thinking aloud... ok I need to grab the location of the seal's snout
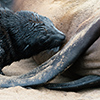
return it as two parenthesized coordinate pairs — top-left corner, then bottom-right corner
(54, 27), (66, 41)
(57, 32), (66, 41)
(60, 34), (66, 41)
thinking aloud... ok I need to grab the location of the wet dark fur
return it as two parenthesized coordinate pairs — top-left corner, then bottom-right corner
(0, 8), (65, 70)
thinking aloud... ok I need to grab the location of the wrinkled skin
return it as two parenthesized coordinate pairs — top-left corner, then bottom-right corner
(0, 0), (100, 91)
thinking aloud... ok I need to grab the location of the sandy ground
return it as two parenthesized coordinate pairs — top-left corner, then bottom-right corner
(0, 58), (99, 100)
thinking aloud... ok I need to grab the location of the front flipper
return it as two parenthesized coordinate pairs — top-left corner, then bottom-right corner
(45, 75), (100, 91)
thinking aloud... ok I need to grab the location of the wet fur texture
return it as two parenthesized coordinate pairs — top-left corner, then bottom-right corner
(0, 8), (65, 69)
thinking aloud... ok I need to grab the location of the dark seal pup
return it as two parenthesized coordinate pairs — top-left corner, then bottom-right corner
(0, 8), (65, 73)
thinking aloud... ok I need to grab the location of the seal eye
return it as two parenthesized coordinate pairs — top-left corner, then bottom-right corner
(39, 36), (47, 45)
(40, 38), (44, 43)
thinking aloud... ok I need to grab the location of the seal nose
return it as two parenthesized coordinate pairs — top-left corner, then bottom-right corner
(61, 34), (66, 40)
(58, 32), (66, 41)
(55, 28), (66, 40)
(54, 26), (66, 41)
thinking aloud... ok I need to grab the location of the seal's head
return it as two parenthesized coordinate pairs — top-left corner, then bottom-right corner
(1, 10), (65, 59)
(9, 11), (66, 59)
(32, 13), (66, 53)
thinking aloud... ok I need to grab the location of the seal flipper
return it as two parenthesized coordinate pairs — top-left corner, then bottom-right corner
(45, 75), (100, 91)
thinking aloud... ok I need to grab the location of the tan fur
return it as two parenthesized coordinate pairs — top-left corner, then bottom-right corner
(12, 0), (100, 76)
